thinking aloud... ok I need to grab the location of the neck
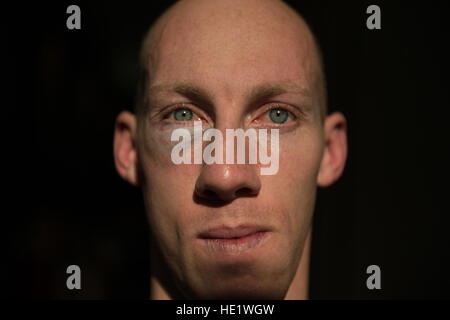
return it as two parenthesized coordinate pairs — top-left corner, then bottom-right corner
(150, 229), (312, 300)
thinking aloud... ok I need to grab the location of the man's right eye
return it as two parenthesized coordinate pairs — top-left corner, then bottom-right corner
(173, 108), (193, 121)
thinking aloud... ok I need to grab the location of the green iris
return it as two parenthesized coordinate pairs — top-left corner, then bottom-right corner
(269, 108), (289, 124)
(173, 108), (193, 121)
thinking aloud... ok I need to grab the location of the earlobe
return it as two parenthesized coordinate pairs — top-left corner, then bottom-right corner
(317, 112), (348, 187)
(113, 111), (140, 186)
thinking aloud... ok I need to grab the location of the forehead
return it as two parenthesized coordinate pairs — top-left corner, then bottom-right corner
(149, 0), (317, 95)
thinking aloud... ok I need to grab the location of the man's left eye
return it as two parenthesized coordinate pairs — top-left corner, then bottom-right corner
(268, 108), (290, 124)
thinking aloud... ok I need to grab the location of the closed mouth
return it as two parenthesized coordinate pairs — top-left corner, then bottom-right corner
(198, 226), (271, 255)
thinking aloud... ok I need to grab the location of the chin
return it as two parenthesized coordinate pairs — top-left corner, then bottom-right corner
(196, 285), (287, 300)
(186, 274), (289, 300)
(183, 238), (294, 299)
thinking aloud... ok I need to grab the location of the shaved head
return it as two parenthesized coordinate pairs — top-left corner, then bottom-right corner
(135, 0), (327, 133)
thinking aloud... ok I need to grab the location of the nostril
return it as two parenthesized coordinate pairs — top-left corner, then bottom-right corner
(194, 188), (231, 206)
(194, 166), (262, 204)
(202, 189), (220, 200)
(198, 187), (256, 202)
(235, 187), (257, 197)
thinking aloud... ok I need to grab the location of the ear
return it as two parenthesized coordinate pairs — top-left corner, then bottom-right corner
(317, 112), (348, 187)
(113, 111), (140, 186)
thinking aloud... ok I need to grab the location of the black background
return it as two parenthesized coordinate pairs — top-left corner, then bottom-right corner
(5, 0), (450, 299)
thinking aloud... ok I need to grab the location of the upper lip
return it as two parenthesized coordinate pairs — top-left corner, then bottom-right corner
(198, 226), (269, 239)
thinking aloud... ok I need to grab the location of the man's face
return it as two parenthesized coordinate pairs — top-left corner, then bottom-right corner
(135, 0), (327, 299)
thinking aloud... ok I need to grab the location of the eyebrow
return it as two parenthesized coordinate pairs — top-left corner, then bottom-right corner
(246, 82), (311, 107)
(149, 83), (214, 110)
(148, 81), (311, 110)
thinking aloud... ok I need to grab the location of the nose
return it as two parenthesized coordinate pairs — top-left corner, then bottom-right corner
(194, 163), (261, 203)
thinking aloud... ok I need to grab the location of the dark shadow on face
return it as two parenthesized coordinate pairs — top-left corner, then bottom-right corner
(192, 188), (259, 208)
(149, 228), (188, 299)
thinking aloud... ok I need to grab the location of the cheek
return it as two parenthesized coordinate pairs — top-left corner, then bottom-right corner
(273, 129), (324, 237)
(141, 125), (192, 164)
(278, 127), (323, 191)
(143, 164), (201, 235)
(140, 161), (202, 279)
(139, 127), (203, 252)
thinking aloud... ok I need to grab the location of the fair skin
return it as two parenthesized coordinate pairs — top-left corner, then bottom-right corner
(114, 0), (347, 299)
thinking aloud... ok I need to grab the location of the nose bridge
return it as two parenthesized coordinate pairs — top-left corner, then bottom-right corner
(214, 98), (244, 132)
(195, 100), (261, 203)
(213, 98), (245, 165)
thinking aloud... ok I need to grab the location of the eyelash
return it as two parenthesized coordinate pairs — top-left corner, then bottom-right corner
(162, 104), (199, 119)
(256, 104), (297, 123)
(161, 103), (298, 124)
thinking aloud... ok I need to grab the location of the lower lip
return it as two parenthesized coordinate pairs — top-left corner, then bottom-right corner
(200, 231), (269, 255)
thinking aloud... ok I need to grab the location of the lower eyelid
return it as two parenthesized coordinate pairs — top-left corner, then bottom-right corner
(166, 113), (204, 123)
